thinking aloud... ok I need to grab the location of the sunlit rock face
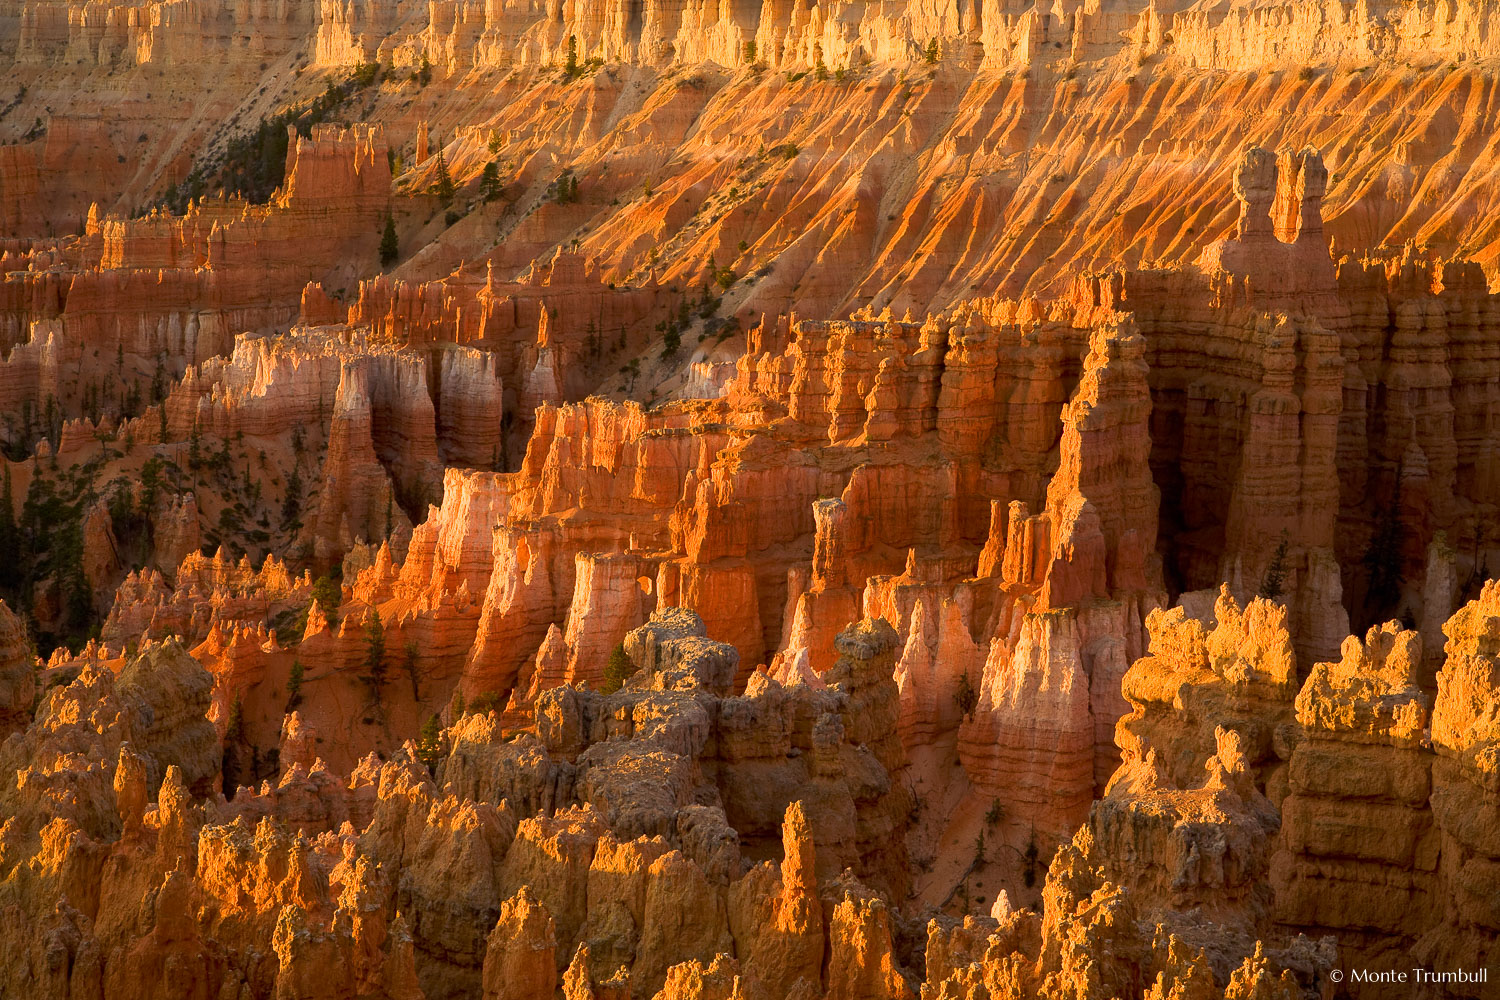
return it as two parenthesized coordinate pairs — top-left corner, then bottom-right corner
(4, 6), (1500, 997)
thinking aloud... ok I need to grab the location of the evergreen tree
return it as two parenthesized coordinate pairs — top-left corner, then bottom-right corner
(286, 660), (304, 711)
(417, 714), (443, 774)
(602, 642), (633, 694)
(188, 423), (202, 471)
(1259, 529), (1290, 600)
(380, 211), (399, 266)
(565, 35), (579, 77)
(479, 162), (502, 202)
(363, 612), (387, 690)
(0, 465), (18, 590)
(310, 574), (341, 625)
(61, 519), (91, 639)
(1363, 503), (1404, 625)
(281, 465), (303, 531)
(433, 146), (455, 206)
(43, 394), (58, 446)
(150, 354), (166, 403)
(226, 694), (244, 743)
(403, 640), (421, 699)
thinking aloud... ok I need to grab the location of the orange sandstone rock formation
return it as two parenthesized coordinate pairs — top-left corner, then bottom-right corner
(5, 10), (1500, 999)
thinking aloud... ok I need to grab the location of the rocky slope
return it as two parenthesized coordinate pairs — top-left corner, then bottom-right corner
(2, 2), (1500, 998)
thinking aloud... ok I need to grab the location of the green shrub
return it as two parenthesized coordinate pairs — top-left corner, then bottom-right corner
(954, 670), (978, 718)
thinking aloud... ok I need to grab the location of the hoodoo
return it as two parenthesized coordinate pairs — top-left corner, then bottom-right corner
(1, 3), (1498, 998)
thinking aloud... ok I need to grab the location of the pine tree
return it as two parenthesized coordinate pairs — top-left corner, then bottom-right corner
(188, 423), (201, 471)
(404, 640), (420, 699)
(433, 146), (455, 206)
(364, 613), (387, 689)
(226, 694), (244, 743)
(565, 35), (579, 77)
(311, 574), (341, 625)
(281, 465), (303, 531)
(661, 322), (681, 360)
(1259, 529), (1290, 600)
(380, 211), (399, 266)
(150, 354), (166, 402)
(418, 714), (443, 774)
(479, 162), (502, 202)
(286, 660), (304, 711)
(0, 465), (18, 590)
(1363, 504), (1405, 625)
(602, 642), (633, 693)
